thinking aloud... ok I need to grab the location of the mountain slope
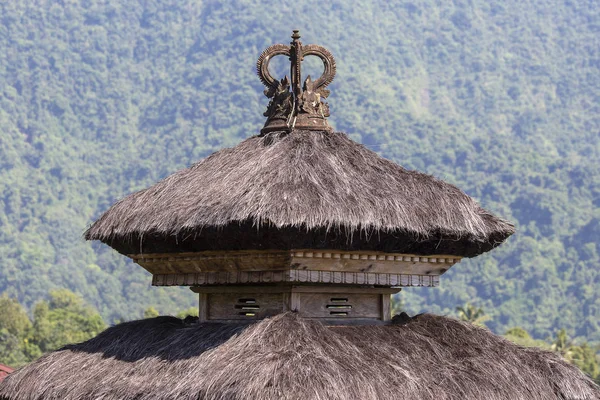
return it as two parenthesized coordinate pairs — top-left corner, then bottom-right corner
(0, 0), (598, 340)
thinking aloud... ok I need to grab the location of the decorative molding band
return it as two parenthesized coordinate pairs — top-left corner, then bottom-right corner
(131, 250), (461, 265)
(291, 251), (461, 265)
(288, 270), (439, 286)
(152, 271), (439, 287)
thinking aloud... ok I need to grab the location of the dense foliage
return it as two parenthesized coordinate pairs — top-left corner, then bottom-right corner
(0, 0), (598, 344)
(0, 290), (104, 368)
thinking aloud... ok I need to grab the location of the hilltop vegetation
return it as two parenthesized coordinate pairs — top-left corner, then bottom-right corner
(0, 0), (598, 341)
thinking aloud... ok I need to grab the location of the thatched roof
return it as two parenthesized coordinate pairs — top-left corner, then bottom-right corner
(2, 313), (597, 400)
(85, 130), (514, 257)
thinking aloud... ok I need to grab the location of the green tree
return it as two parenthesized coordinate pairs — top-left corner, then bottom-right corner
(504, 326), (600, 384)
(551, 328), (574, 355)
(0, 330), (28, 367)
(0, 294), (32, 337)
(504, 327), (550, 348)
(143, 306), (160, 319)
(32, 289), (106, 353)
(547, 329), (600, 384)
(176, 307), (199, 319)
(0, 294), (41, 367)
(569, 343), (600, 385)
(456, 303), (490, 327)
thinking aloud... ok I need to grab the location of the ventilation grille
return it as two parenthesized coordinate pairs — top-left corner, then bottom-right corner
(326, 297), (352, 316)
(235, 298), (259, 317)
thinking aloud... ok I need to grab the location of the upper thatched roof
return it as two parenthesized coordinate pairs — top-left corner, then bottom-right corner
(85, 130), (514, 257)
(1, 313), (597, 400)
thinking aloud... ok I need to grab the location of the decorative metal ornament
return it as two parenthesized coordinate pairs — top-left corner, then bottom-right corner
(257, 30), (336, 134)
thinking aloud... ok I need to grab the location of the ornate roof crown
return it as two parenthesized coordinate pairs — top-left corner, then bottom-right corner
(258, 30), (336, 133)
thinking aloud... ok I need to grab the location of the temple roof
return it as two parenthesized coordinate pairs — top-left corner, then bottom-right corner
(85, 130), (514, 257)
(1, 313), (597, 400)
(85, 32), (513, 258)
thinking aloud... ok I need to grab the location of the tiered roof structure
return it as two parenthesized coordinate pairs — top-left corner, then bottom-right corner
(2, 31), (598, 400)
(82, 30), (514, 324)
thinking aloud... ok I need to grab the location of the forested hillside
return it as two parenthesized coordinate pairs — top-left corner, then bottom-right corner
(0, 0), (598, 341)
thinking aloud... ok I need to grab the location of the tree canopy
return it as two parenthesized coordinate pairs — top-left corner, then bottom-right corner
(0, 290), (104, 368)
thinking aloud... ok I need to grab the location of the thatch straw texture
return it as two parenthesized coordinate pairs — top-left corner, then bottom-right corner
(2, 313), (597, 400)
(85, 130), (514, 257)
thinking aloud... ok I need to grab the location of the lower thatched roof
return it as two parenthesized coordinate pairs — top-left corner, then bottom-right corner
(1, 313), (597, 400)
(85, 130), (514, 257)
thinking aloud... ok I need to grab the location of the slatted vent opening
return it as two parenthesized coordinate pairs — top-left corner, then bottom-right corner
(235, 298), (259, 316)
(326, 297), (352, 316)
